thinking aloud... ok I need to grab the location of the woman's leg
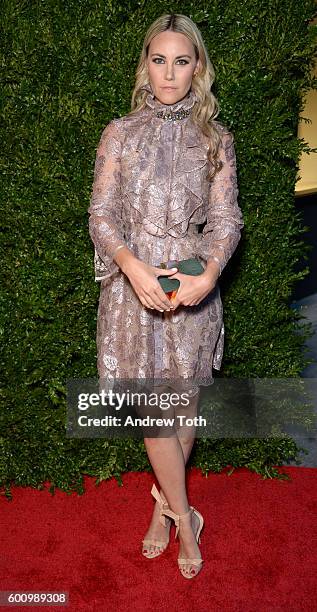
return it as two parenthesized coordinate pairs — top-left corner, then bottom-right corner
(142, 389), (201, 564)
(175, 388), (200, 463)
(142, 431), (196, 554)
(145, 388), (200, 509)
(142, 427), (196, 554)
(143, 434), (202, 568)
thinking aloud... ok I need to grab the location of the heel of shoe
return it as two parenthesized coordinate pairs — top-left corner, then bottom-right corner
(192, 508), (204, 544)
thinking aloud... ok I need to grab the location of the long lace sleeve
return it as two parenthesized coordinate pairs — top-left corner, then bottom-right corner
(88, 120), (127, 282)
(197, 128), (244, 275)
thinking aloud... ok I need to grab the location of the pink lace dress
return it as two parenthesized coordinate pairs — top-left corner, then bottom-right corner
(88, 85), (244, 393)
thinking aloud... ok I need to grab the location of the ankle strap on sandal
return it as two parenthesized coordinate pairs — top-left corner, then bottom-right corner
(161, 506), (194, 540)
(151, 484), (169, 527)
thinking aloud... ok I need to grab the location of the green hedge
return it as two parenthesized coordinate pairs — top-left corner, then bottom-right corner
(1, 0), (317, 498)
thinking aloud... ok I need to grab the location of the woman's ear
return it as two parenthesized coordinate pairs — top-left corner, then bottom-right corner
(194, 59), (202, 76)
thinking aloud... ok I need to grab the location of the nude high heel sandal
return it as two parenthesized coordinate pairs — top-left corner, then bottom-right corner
(142, 484), (172, 558)
(161, 505), (204, 578)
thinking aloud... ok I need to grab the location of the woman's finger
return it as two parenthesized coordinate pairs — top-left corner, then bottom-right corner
(139, 290), (168, 312)
(143, 283), (173, 310)
(152, 289), (174, 310)
(152, 266), (178, 277)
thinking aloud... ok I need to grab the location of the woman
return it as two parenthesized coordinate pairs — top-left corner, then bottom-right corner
(88, 13), (244, 579)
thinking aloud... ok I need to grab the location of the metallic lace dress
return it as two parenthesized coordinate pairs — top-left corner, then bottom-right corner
(88, 85), (244, 393)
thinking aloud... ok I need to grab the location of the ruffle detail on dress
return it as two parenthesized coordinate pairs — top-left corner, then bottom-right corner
(121, 113), (210, 238)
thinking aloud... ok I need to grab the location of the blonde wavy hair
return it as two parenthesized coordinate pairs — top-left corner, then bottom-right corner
(129, 13), (225, 181)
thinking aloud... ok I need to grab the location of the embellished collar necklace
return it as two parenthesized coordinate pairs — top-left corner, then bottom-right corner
(141, 83), (198, 121)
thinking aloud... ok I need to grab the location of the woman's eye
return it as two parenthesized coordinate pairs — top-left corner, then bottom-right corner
(152, 58), (189, 65)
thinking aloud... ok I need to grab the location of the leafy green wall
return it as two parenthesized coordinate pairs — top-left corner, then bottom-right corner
(1, 0), (317, 497)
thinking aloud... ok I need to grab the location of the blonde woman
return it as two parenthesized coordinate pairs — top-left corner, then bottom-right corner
(88, 13), (244, 579)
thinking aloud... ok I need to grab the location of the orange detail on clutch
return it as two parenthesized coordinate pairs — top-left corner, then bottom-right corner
(166, 289), (178, 301)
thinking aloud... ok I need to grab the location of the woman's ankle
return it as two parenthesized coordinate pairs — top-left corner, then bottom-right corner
(178, 509), (199, 533)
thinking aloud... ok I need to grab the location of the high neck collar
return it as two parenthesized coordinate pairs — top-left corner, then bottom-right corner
(141, 83), (197, 120)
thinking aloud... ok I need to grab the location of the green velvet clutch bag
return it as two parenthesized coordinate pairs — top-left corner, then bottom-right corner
(158, 258), (205, 293)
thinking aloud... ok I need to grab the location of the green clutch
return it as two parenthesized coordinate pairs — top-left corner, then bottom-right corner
(158, 258), (205, 293)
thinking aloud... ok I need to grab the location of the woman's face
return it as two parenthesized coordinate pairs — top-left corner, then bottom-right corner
(147, 31), (200, 106)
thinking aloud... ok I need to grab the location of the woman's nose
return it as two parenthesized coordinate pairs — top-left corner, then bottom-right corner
(165, 64), (175, 80)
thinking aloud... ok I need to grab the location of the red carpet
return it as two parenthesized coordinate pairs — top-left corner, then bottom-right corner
(1, 467), (316, 611)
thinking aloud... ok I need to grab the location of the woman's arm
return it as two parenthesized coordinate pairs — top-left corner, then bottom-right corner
(197, 127), (244, 278)
(88, 120), (131, 282)
(88, 120), (179, 310)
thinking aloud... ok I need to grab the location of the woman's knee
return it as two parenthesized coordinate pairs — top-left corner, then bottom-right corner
(143, 430), (178, 445)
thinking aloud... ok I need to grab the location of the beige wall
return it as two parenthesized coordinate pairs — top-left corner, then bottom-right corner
(296, 15), (317, 196)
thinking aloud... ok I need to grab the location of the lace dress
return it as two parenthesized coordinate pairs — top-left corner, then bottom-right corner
(88, 85), (244, 394)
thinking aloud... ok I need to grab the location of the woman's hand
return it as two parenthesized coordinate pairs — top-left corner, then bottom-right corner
(170, 267), (219, 310)
(120, 255), (179, 312)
